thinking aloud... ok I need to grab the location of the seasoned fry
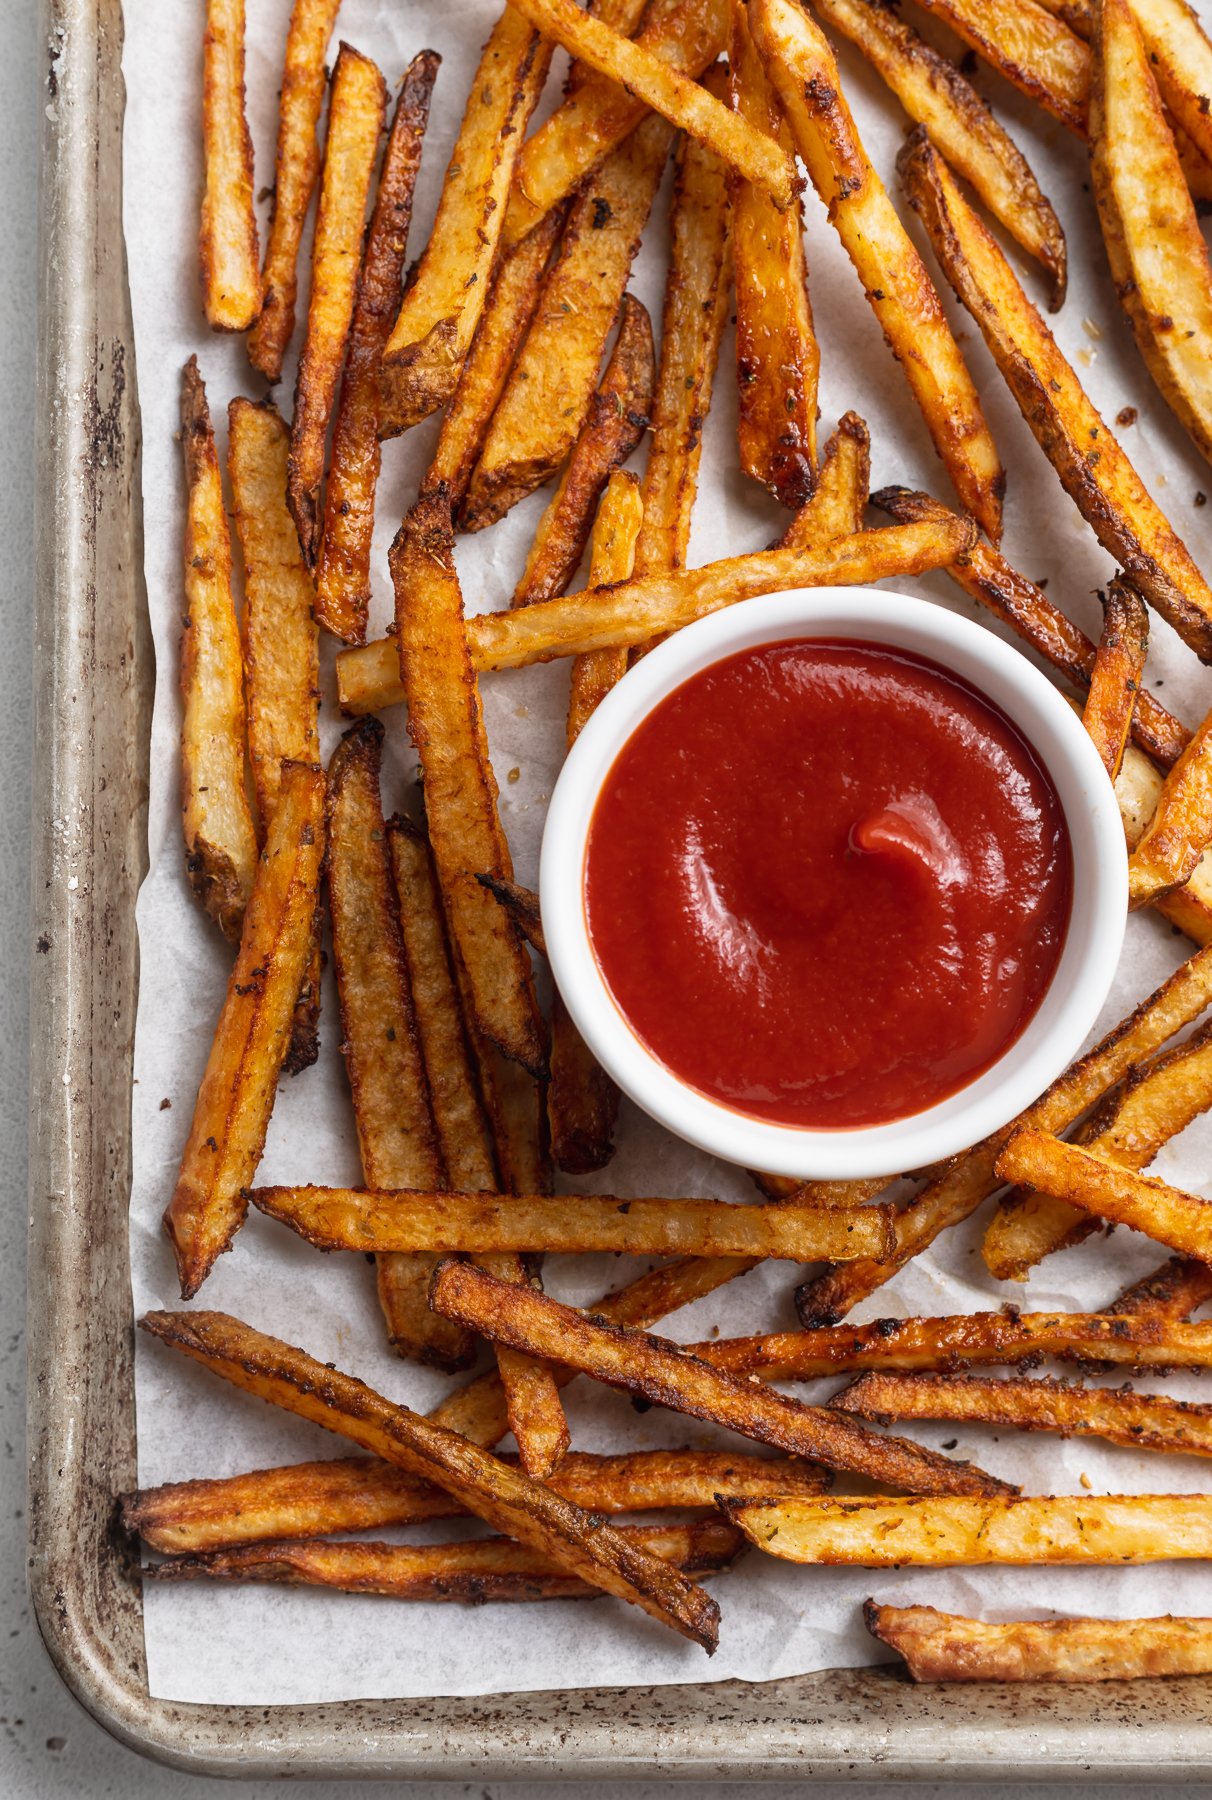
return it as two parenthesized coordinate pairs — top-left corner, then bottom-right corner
(779, 413), (869, 550)
(287, 44), (387, 566)
(1130, 702), (1212, 907)
(997, 1128), (1212, 1262)
(1110, 1254), (1212, 1321)
(461, 121), (671, 531)
(566, 467), (645, 745)
(899, 131), (1212, 662)
(1082, 579), (1148, 783)
(314, 54), (437, 643)
(796, 940), (1212, 1326)
(1125, 0), (1212, 169)
(391, 494), (546, 1075)
(913, 0), (1089, 135)
(179, 359), (258, 941)
(478, 874), (545, 954)
(199, 0), (260, 330)
(163, 764), (326, 1297)
(751, 0), (1003, 541)
(379, 11), (549, 436)
(723, 1492), (1212, 1565)
(140, 1310), (721, 1650)
(122, 1448), (829, 1555)
(1092, 0), (1212, 466)
(248, 0), (342, 379)
(503, 0), (727, 246)
(865, 1601), (1212, 1683)
(833, 1370), (1212, 1459)
(817, 0), (1067, 306)
(1119, 747), (1212, 943)
(429, 1259), (1014, 1496)
(730, 0), (818, 507)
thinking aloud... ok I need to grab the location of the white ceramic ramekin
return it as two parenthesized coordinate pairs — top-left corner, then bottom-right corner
(540, 589), (1128, 1179)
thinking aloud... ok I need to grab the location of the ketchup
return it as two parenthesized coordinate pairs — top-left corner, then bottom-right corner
(583, 638), (1072, 1129)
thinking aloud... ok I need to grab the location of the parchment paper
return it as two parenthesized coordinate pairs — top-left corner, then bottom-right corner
(123, 0), (1212, 1704)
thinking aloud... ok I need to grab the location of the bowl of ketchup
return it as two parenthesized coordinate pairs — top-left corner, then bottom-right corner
(541, 588), (1127, 1179)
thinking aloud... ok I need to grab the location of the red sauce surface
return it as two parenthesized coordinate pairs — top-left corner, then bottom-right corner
(584, 638), (1072, 1129)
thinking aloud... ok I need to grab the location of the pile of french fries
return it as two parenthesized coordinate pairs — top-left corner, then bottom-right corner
(144, 0), (1212, 1682)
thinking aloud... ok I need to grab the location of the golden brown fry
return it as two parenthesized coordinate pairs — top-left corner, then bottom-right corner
(997, 1127), (1212, 1261)
(163, 764), (325, 1297)
(865, 1601), (1212, 1683)
(1130, 699), (1212, 908)
(248, 0), (342, 378)
(1110, 1253), (1212, 1320)
(477, 874), (546, 954)
(1092, 0), (1212, 465)
(1082, 578), (1148, 782)
(287, 44), (386, 566)
(566, 468), (645, 745)
(392, 494), (546, 1075)
(796, 940), (1212, 1326)
(833, 1370), (1212, 1459)
(461, 123), (671, 531)
(379, 12), (549, 436)
(179, 359), (258, 941)
(200, 0), (260, 330)
(503, 0), (727, 246)
(227, 398), (321, 831)
(730, 0), (818, 508)
(779, 413), (869, 551)
(750, 0), (1004, 540)
(913, 0), (1089, 135)
(429, 1260), (1014, 1496)
(314, 54), (437, 643)
(140, 1310), (720, 1650)
(724, 1492), (1212, 1565)
(817, 0), (1067, 306)
(899, 132), (1212, 662)
(122, 1447), (828, 1555)
(1126, 0), (1212, 169)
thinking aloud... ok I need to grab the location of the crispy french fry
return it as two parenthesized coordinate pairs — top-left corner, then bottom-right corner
(163, 763), (325, 1297)
(1110, 1254), (1212, 1320)
(1082, 579), (1148, 783)
(391, 494), (546, 1075)
(779, 413), (870, 551)
(1125, 0), (1212, 169)
(460, 124), (672, 531)
(997, 1127), (1212, 1261)
(1092, 0), (1212, 467)
(287, 44), (386, 566)
(730, 0), (818, 508)
(179, 359), (258, 942)
(140, 1310), (721, 1650)
(248, 0), (342, 378)
(817, 0), (1067, 306)
(749, 0), (1004, 541)
(314, 54), (437, 643)
(478, 874), (546, 953)
(899, 131), (1212, 662)
(1130, 701), (1212, 907)
(723, 1492), (1212, 1565)
(566, 468), (645, 745)
(1120, 746), (1212, 939)
(913, 0), (1089, 134)
(429, 1259), (1014, 1496)
(503, 0), (727, 246)
(379, 12), (550, 436)
(833, 1370), (1212, 1459)
(865, 1601), (1212, 1682)
(796, 940), (1212, 1326)
(200, 0), (260, 330)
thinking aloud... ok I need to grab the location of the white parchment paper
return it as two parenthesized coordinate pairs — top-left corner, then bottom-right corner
(123, 0), (1212, 1704)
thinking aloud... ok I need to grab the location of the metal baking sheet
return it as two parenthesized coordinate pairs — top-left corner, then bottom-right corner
(25, 0), (1212, 1775)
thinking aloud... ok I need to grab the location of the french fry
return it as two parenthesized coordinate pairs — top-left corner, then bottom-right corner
(379, 11), (550, 436)
(199, 0), (260, 331)
(287, 44), (387, 566)
(460, 125), (672, 531)
(1125, 0), (1212, 169)
(122, 1448), (829, 1555)
(899, 131), (1212, 663)
(140, 1310), (721, 1650)
(391, 494), (547, 1075)
(247, 0), (342, 379)
(816, 0), (1067, 307)
(984, 1019), (1212, 1278)
(1081, 579), (1148, 783)
(179, 360), (259, 942)
(162, 764), (325, 1297)
(478, 873), (546, 954)
(730, 0), (818, 508)
(314, 54), (437, 643)
(796, 940), (1212, 1326)
(997, 1128), (1212, 1262)
(1110, 1254), (1212, 1321)
(912, 0), (1089, 135)
(502, 0), (727, 246)
(723, 1492), (1212, 1566)
(779, 413), (869, 551)
(1130, 701), (1212, 907)
(833, 1370), (1212, 1459)
(749, 0), (1004, 542)
(1118, 741), (1212, 941)
(865, 1601), (1212, 1683)
(566, 468), (645, 745)
(1091, 0), (1212, 467)
(429, 1259), (1014, 1496)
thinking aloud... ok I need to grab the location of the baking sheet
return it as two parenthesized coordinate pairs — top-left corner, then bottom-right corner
(124, 0), (1212, 1706)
